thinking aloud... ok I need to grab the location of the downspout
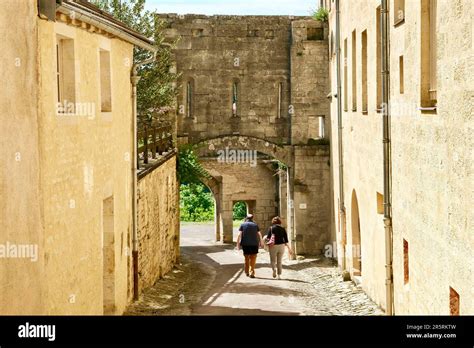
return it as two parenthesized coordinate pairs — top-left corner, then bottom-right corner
(131, 51), (157, 301)
(287, 164), (296, 260)
(334, 0), (348, 275)
(381, 0), (394, 315)
(287, 20), (296, 260)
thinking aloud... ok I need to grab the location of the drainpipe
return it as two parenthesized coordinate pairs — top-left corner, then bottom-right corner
(381, 0), (394, 316)
(287, 163), (296, 260)
(334, 0), (348, 274)
(131, 51), (157, 301)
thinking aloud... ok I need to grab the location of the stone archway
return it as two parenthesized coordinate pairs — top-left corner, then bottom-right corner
(194, 135), (293, 167)
(200, 175), (223, 242)
(351, 190), (362, 276)
(191, 136), (290, 244)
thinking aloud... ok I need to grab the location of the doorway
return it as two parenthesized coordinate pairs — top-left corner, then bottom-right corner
(102, 195), (115, 314)
(351, 190), (362, 276)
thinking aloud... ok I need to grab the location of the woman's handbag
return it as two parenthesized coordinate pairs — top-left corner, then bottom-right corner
(265, 227), (275, 247)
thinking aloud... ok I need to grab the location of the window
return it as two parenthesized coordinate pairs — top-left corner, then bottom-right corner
(351, 30), (357, 111)
(376, 192), (384, 214)
(399, 55), (404, 94)
(56, 43), (61, 104)
(449, 287), (460, 315)
(344, 38), (348, 111)
(429, 0), (438, 101)
(421, 0), (437, 109)
(99, 49), (112, 112)
(376, 6), (382, 111)
(403, 239), (409, 284)
(361, 30), (368, 113)
(232, 81), (239, 117)
(192, 28), (204, 37)
(394, 0), (405, 25)
(330, 30), (335, 57)
(185, 79), (194, 118)
(307, 27), (324, 41)
(56, 36), (76, 113)
(318, 116), (325, 138)
(247, 29), (258, 37)
(277, 82), (283, 118)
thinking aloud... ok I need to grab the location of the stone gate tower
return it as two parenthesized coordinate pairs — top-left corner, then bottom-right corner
(160, 14), (331, 255)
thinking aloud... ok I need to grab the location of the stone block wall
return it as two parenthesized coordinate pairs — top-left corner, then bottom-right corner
(293, 145), (331, 255)
(137, 155), (180, 292)
(159, 14), (329, 146)
(290, 20), (330, 144)
(202, 158), (278, 242)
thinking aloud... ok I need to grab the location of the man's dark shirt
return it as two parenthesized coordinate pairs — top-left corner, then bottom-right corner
(239, 221), (260, 246)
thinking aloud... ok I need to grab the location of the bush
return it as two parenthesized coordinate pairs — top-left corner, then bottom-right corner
(233, 202), (247, 221)
(313, 7), (329, 22)
(180, 183), (215, 222)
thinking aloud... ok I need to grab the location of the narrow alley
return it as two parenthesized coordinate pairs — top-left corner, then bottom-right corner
(125, 224), (382, 316)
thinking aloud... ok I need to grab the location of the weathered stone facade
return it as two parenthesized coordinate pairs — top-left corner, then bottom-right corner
(293, 146), (331, 254)
(137, 155), (180, 292)
(326, 0), (473, 314)
(161, 14), (332, 254)
(201, 158), (279, 241)
(0, 1), (179, 315)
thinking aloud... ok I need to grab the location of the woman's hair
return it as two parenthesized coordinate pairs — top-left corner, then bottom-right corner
(272, 216), (282, 225)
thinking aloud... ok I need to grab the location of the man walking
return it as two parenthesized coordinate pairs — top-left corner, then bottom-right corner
(236, 214), (263, 278)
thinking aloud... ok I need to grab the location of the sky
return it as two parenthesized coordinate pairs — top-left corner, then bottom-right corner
(145, 0), (318, 16)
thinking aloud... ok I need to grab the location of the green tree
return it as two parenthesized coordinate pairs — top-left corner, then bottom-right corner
(180, 183), (215, 222)
(177, 144), (211, 185)
(233, 201), (247, 221)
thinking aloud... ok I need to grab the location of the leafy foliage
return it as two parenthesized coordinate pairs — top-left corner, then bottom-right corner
(312, 7), (329, 22)
(180, 183), (215, 222)
(233, 202), (247, 221)
(90, 0), (178, 124)
(177, 144), (211, 184)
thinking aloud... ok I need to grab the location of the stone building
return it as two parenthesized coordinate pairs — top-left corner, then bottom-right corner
(160, 14), (332, 255)
(325, 0), (473, 314)
(0, 0), (179, 315)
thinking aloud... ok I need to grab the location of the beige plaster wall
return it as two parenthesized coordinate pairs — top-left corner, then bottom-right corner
(328, 0), (473, 314)
(37, 17), (134, 314)
(0, 0), (44, 315)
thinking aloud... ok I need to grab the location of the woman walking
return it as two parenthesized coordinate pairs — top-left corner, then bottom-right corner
(236, 214), (264, 278)
(266, 216), (292, 279)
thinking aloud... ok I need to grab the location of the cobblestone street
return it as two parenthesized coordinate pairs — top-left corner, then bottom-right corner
(125, 223), (383, 316)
